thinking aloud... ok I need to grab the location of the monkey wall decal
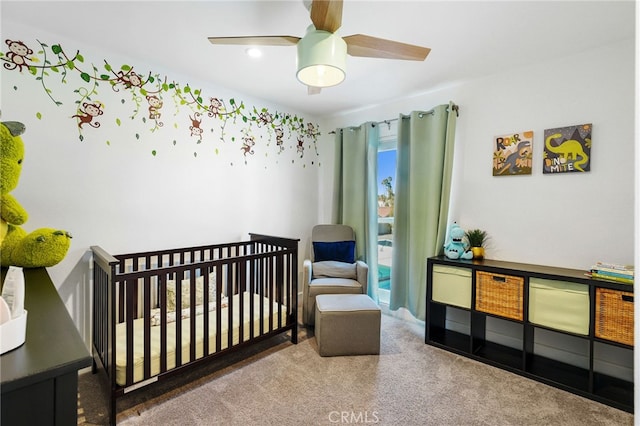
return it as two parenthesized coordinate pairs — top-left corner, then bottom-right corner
(71, 101), (104, 128)
(4, 39), (33, 71)
(2, 37), (322, 163)
(275, 126), (285, 153)
(113, 69), (144, 91)
(305, 122), (317, 137)
(189, 112), (204, 138)
(146, 95), (163, 124)
(207, 97), (223, 118)
(296, 135), (305, 157)
(241, 135), (255, 156)
(257, 111), (273, 127)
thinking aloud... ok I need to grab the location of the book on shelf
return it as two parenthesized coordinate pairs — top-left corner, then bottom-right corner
(590, 267), (634, 279)
(589, 271), (634, 285)
(593, 261), (634, 272)
(588, 261), (634, 284)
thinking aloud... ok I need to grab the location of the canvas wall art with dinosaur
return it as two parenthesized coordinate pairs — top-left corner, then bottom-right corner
(543, 123), (592, 174)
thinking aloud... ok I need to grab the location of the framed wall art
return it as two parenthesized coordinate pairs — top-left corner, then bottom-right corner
(543, 123), (592, 174)
(493, 131), (533, 176)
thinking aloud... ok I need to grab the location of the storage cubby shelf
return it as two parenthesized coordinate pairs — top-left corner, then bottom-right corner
(425, 256), (634, 413)
(473, 341), (523, 370)
(429, 328), (470, 354)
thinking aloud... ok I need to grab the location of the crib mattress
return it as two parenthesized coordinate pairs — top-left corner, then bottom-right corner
(115, 292), (288, 386)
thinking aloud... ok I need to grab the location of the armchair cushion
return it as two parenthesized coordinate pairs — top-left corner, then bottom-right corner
(312, 261), (357, 280)
(313, 240), (355, 263)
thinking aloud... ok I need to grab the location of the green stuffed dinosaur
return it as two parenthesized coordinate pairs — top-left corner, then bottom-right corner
(1, 121), (72, 268)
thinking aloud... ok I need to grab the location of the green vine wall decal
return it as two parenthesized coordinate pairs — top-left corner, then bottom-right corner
(1, 37), (321, 166)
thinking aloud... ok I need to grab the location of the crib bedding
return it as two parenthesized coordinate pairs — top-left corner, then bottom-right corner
(115, 292), (287, 386)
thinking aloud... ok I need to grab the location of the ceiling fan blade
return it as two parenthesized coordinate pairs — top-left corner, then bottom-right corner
(310, 0), (343, 33)
(343, 34), (431, 61)
(208, 36), (300, 46)
(307, 86), (322, 95)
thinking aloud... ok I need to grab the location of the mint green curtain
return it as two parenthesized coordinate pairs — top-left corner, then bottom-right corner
(333, 123), (380, 301)
(390, 103), (458, 319)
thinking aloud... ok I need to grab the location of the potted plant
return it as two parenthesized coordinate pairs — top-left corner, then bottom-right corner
(465, 229), (489, 259)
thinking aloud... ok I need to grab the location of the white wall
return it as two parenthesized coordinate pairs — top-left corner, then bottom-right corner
(322, 38), (635, 271)
(1, 21), (326, 342)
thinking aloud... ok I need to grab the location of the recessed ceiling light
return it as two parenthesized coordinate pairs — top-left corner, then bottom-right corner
(245, 47), (262, 58)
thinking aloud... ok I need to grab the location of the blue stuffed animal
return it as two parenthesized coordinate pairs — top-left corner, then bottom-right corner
(444, 223), (473, 260)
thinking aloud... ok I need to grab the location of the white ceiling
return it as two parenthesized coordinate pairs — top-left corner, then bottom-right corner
(3, 0), (636, 117)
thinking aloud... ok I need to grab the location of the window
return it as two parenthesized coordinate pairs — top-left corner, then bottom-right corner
(377, 136), (396, 304)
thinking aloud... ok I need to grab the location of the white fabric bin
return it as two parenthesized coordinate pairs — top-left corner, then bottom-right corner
(432, 265), (472, 309)
(529, 278), (590, 335)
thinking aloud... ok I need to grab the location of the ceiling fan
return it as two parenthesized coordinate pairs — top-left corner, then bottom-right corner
(208, 0), (431, 94)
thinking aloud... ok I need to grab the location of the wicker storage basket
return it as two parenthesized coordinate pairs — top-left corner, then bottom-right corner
(595, 288), (634, 346)
(475, 271), (524, 320)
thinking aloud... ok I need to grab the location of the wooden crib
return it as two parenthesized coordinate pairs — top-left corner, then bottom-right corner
(91, 233), (299, 425)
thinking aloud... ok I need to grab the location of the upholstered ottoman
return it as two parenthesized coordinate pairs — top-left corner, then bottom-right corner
(314, 294), (381, 356)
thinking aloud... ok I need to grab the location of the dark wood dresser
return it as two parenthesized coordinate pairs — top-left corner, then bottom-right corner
(1, 267), (92, 425)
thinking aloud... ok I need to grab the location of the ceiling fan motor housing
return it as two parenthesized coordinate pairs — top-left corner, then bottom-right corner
(296, 29), (347, 88)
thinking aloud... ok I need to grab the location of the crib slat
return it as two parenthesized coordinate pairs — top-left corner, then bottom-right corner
(202, 266), (210, 356)
(189, 270), (196, 362)
(125, 278), (135, 386)
(249, 256), (256, 340)
(286, 251), (293, 322)
(143, 276), (152, 380)
(227, 262), (234, 349)
(175, 270), (183, 367)
(267, 253), (274, 333)
(238, 259), (245, 344)
(259, 255), (266, 335)
(159, 274), (168, 374)
(215, 263), (223, 353)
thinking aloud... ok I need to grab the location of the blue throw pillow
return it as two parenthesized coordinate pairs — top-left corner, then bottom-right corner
(313, 241), (356, 263)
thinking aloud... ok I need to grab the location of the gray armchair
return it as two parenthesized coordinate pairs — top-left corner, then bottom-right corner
(303, 224), (368, 325)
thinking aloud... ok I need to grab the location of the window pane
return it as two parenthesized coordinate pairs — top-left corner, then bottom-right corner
(377, 148), (396, 304)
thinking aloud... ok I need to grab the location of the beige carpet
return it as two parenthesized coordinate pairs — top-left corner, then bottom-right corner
(77, 313), (633, 425)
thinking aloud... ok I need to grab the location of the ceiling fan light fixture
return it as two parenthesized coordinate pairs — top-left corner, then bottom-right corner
(245, 47), (262, 58)
(296, 30), (346, 88)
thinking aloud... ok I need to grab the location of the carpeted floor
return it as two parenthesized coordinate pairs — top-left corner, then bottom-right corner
(77, 313), (634, 425)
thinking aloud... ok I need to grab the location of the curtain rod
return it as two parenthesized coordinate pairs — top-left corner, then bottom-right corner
(329, 104), (458, 134)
